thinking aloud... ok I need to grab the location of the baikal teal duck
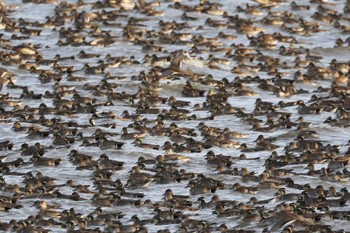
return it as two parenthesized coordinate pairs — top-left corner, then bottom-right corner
(0, 0), (350, 232)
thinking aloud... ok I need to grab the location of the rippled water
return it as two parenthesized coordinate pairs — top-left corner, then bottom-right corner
(1, 0), (350, 232)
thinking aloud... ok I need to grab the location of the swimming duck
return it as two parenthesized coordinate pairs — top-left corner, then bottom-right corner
(205, 151), (233, 167)
(232, 182), (258, 194)
(260, 211), (314, 232)
(52, 133), (73, 146)
(31, 155), (61, 167)
(161, 148), (190, 163)
(255, 134), (279, 151)
(12, 43), (40, 57)
(97, 154), (124, 170)
(163, 189), (190, 204)
(154, 166), (178, 184)
(133, 139), (160, 150)
(125, 166), (154, 189)
(274, 188), (299, 201)
(32, 201), (61, 218)
(240, 168), (260, 182)
(121, 127), (145, 140)
(181, 81), (205, 97)
(290, 1), (310, 10)
(185, 179), (214, 196)
(213, 203), (241, 218)
(98, 137), (124, 150)
(0, 140), (13, 151)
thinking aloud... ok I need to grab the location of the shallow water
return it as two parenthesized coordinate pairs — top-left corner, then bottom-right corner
(1, 0), (350, 232)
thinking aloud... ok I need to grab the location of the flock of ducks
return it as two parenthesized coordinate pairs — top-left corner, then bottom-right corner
(0, 0), (350, 232)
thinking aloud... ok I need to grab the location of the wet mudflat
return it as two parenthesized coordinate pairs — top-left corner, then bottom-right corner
(1, 0), (350, 232)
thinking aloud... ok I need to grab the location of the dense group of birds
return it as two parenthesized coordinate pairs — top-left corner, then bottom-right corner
(0, 0), (350, 232)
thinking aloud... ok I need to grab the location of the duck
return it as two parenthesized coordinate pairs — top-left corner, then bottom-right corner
(52, 133), (73, 146)
(78, 50), (101, 59)
(215, 165), (239, 175)
(68, 150), (95, 167)
(193, 174), (225, 191)
(248, 196), (276, 206)
(290, 1), (310, 10)
(12, 43), (41, 57)
(239, 143), (263, 152)
(136, 156), (156, 166)
(153, 207), (178, 221)
(186, 180), (214, 195)
(214, 134), (240, 148)
(255, 134), (279, 151)
(163, 189), (190, 204)
(154, 167), (178, 185)
(213, 204), (241, 218)
(0, 140), (13, 151)
(125, 166), (154, 189)
(20, 143), (45, 157)
(91, 193), (114, 207)
(205, 151), (233, 167)
(93, 207), (125, 222)
(121, 127), (145, 140)
(181, 81), (205, 97)
(260, 211), (314, 232)
(0, 196), (22, 211)
(196, 197), (216, 209)
(0, 67), (14, 79)
(240, 168), (260, 182)
(305, 48), (323, 62)
(32, 201), (61, 218)
(130, 215), (154, 227)
(0, 221), (12, 231)
(258, 171), (284, 189)
(274, 188), (299, 201)
(158, 149), (188, 162)
(232, 183), (258, 194)
(133, 139), (160, 150)
(31, 155), (61, 166)
(98, 137), (124, 150)
(112, 193), (142, 207)
(98, 154), (124, 170)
